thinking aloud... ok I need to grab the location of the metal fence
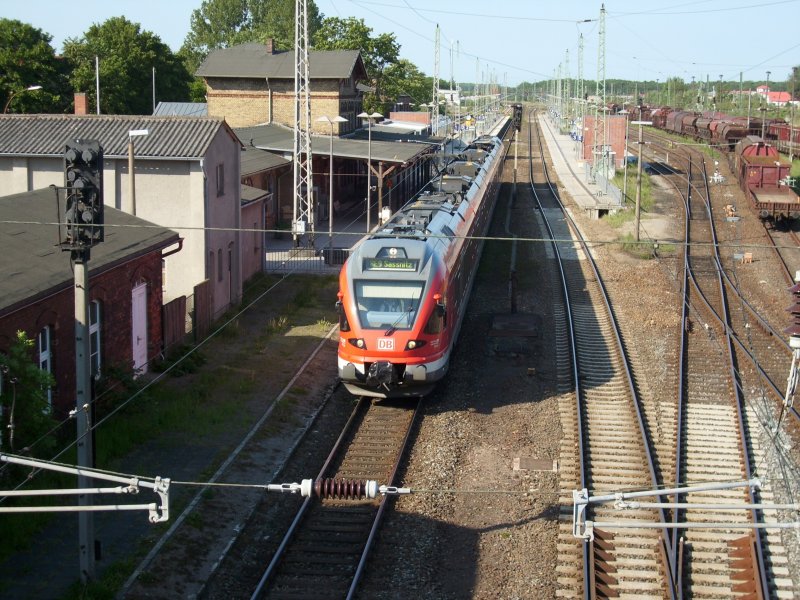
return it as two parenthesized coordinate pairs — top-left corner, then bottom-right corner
(265, 246), (351, 274)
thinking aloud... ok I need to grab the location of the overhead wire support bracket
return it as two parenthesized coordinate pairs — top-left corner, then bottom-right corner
(573, 479), (769, 540)
(0, 453), (169, 523)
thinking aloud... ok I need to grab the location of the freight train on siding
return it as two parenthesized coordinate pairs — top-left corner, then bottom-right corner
(336, 122), (510, 398)
(625, 105), (800, 220)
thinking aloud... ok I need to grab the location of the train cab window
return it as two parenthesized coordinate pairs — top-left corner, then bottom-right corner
(354, 280), (424, 330)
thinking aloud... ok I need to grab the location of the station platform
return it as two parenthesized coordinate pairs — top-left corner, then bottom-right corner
(537, 112), (624, 219)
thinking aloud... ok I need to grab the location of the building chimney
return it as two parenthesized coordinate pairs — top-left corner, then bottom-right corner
(74, 92), (88, 115)
(265, 39), (274, 54)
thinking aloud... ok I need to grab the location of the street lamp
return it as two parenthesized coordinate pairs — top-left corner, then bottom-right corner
(357, 111), (383, 232)
(3, 85), (42, 113)
(316, 115), (347, 260)
(128, 129), (149, 215)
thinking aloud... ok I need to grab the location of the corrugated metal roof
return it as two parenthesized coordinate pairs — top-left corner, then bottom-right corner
(153, 102), (208, 117)
(0, 187), (179, 315)
(234, 123), (435, 164)
(241, 145), (290, 176)
(241, 183), (268, 204)
(0, 114), (237, 159)
(196, 43), (366, 80)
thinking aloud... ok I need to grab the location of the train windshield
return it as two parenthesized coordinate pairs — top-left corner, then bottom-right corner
(354, 280), (424, 330)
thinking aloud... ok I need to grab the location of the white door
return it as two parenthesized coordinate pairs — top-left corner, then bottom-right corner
(131, 283), (148, 375)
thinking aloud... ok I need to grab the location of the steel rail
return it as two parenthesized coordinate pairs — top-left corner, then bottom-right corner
(252, 119), (517, 600)
(251, 396), (370, 598)
(700, 156), (771, 599)
(642, 134), (800, 428)
(534, 111), (677, 600)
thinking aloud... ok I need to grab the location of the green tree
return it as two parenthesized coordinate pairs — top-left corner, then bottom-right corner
(379, 59), (429, 113)
(181, 0), (322, 73)
(0, 331), (56, 455)
(249, 0), (322, 51)
(62, 17), (192, 115)
(313, 17), (399, 112)
(0, 19), (71, 113)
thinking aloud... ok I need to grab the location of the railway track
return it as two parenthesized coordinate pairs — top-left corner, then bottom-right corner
(536, 112), (800, 598)
(251, 117), (517, 599)
(252, 397), (420, 599)
(534, 112), (675, 598)
(644, 133), (800, 431)
(763, 225), (800, 286)
(638, 134), (797, 598)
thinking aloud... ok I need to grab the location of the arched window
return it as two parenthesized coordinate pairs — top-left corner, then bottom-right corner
(217, 249), (223, 282)
(89, 300), (102, 378)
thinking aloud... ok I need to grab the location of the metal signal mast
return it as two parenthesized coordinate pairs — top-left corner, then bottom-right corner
(432, 24), (440, 136)
(292, 0), (314, 244)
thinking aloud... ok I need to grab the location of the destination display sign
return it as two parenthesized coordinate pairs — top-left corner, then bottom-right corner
(363, 257), (419, 271)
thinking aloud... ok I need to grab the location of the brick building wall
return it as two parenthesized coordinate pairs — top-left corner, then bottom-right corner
(581, 115), (628, 168)
(0, 252), (165, 417)
(206, 77), (362, 133)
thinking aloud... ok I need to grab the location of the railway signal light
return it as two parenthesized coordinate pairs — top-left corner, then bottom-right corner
(63, 139), (104, 247)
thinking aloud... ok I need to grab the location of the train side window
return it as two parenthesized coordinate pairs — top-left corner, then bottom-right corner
(424, 309), (443, 334)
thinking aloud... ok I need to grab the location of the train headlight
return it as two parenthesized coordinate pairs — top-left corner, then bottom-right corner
(348, 338), (366, 349)
(405, 340), (426, 350)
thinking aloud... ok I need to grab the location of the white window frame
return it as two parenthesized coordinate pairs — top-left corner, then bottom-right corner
(89, 300), (102, 378)
(38, 326), (52, 408)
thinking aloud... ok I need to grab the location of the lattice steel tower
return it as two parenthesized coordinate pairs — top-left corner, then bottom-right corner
(432, 24), (440, 136)
(591, 3), (607, 184)
(293, 0), (314, 244)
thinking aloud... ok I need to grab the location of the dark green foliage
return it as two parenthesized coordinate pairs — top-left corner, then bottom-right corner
(62, 16), (192, 115)
(0, 19), (71, 113)
(0, 331), (57, 456)
(181, 0), (323, 73)
(312, 16), (400, 114)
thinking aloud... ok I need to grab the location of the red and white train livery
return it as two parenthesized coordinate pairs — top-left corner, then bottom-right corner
(336, 129), (509, 397)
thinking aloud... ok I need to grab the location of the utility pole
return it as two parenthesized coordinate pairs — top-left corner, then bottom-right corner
(60, 139), (105, 584)
(632, 120), (652, 242)
(762, 71), (771, 139)
(577, 33), (584, 159)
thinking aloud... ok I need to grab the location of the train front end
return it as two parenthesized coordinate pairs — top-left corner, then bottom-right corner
(336, 239), (448, 398)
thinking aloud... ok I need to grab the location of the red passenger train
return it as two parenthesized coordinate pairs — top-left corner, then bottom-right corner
(336, 128), (508, 397)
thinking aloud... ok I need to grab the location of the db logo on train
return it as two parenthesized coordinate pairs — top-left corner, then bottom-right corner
(377, 338), (395, 350)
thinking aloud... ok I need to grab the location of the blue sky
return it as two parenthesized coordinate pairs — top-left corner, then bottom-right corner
(5, 0), (800, 87)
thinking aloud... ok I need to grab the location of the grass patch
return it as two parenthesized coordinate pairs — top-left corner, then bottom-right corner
(618, 233), (659, 259)
(0, 273), (340, 572)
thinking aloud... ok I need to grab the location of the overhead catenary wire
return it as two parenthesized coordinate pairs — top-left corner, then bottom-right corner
(2, 218), (800, 253)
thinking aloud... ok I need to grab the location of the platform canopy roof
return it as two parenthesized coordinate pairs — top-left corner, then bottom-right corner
(234, 123), (438, 165)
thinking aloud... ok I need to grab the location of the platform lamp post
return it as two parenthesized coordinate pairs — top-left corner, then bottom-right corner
(127, 129), (148, 216)
(632, 120), (652, 242)
(3, 84), (42, 113)
(357, 111), (383, 232)
(316, 115), (347, 260)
